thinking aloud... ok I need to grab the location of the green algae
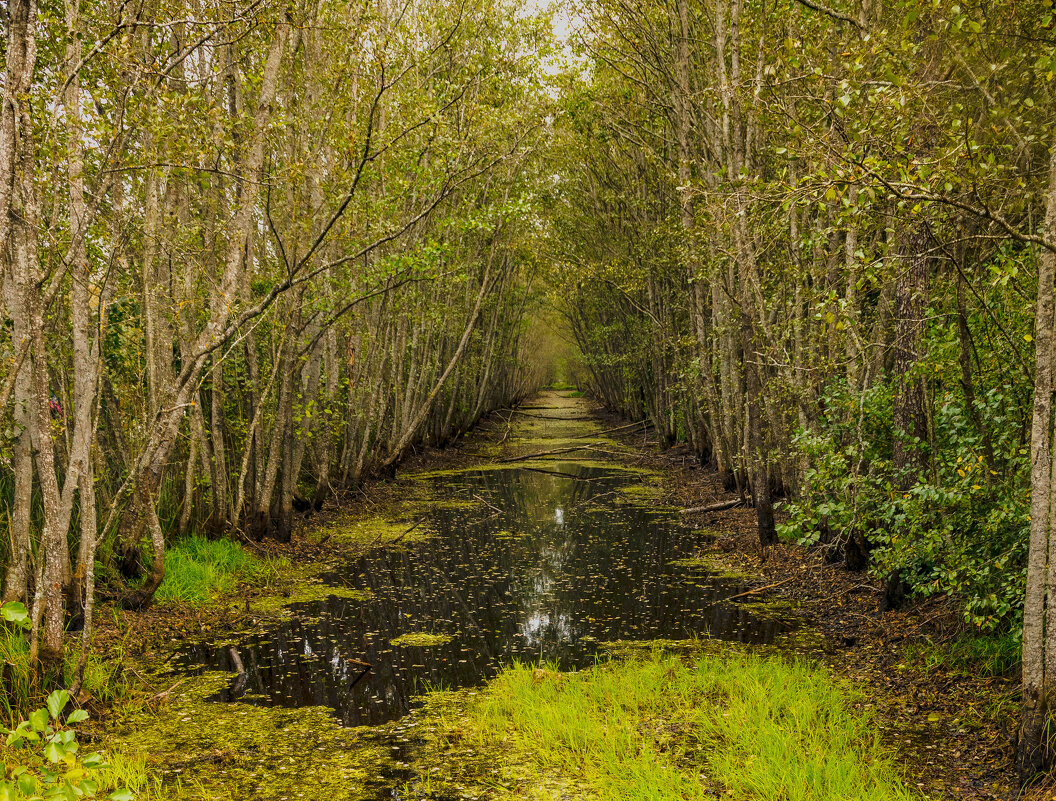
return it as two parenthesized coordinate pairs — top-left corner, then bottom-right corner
(105, 673), (398, 801)
(428, 498), (483, 512)
(309, 514), (434, 548)
(668, 554), (752, 580)
(390, 632), (455, 647)
(614, 481), (666, 502)
(250, 582), (372, 615)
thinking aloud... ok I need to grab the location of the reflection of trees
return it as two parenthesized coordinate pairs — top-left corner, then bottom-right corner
(176, 465), (792, 725)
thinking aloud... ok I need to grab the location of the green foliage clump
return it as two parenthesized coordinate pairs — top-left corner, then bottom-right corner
(1, 688), (133, 801)
(154, 536), (283, 605)
(780, 378), (1029, 631)
(471, 652), (914, 800)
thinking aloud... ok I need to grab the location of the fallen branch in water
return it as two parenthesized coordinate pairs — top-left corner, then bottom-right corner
(724, 578), (794, 603)
(473, 493), (504, 514)
(680, 498), (747, 514)
(570, 419), (650, 439)
(498, 446), (590, 463)
(147, 678), (187, 705)
(520, 466), (605, 481)
(512, 410), (594, 420)
(498, 445), (631, 463)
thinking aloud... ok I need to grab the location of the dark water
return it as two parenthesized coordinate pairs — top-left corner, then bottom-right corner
(173, 462), (792, 726)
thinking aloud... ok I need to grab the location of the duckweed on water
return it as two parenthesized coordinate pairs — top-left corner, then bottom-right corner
(614, 481), (666, 502)
(668, 555), (752, 582)
(249, 581), (372, 614)
(310, 515), (434, 547)
(390, 632), (455, 647)
(106, 673), (396, 801)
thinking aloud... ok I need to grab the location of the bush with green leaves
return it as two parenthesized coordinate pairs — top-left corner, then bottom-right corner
(779, 378), (1030, 631)
(0, 603), (134, 800)
(1, 687), (132, 801)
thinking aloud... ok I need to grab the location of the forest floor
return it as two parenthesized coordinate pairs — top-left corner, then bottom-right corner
(85, 391), (1020, 800)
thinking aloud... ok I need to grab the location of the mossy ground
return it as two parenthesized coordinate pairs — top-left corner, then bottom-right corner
(104, 673), (396, 801)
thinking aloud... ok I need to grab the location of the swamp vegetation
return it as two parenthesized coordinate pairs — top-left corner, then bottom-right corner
(2, 0), (1056, 797)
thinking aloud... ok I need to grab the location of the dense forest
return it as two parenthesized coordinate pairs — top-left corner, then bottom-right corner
(0, 0), (553, 674)
(3, 0), (1056, 795)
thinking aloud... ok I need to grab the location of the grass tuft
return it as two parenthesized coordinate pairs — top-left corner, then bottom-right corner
(470, 651), (915, 800)
(0, 626), (136, 726)
(905, 630), (1020, 678)
(155, 535), (284, 605)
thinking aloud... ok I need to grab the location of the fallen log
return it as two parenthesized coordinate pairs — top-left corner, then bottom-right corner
(679, 498), (747, 514)
(498, 446), (590, 463)
(724, 577), (794, 603)
(512, 410), (594, 420)
(569, 419), (650, 439)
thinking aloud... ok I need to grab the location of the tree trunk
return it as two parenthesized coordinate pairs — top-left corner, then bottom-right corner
(1019, 143), (1056, 782)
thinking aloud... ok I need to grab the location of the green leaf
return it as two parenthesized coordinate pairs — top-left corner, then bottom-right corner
(66, 709), (88, 724)
(44, 741), (64, 763)
(30, 708), (49, 732)
(47, 690), (69, 720)
(110, 790), (135, 801)
(1, 602), (30, 629)
(16, 774), (37, 795)
(81, 753), (105, 769)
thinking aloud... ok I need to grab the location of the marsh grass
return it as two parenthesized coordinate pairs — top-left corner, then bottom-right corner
(471, 652), (916, 801)
(155, 535), (287, 604)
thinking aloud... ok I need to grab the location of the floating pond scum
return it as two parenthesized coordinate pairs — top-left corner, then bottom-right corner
(169, 461), (795, 729)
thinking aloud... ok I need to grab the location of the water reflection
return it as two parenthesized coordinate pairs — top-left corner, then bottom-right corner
(174, 462), (792, 726)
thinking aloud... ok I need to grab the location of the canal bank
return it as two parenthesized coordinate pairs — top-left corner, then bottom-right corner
(89, 390), (984, 799)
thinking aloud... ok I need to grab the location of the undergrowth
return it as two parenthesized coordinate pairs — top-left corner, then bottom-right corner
(905, 630), (1020, 679)
(470, 651), (915, 801)
(0, 629), (136, 728)
(154, 535), (287, 605)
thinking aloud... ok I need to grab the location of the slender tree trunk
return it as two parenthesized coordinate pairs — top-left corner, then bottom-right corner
(1019, 144), (1056, 781)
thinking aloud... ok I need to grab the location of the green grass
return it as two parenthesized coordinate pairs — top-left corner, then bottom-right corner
(155, 535), (284, 605)
(0, 626), (137, 726)
(469, 652), (916, 801)
(905, 630), (1020, 678)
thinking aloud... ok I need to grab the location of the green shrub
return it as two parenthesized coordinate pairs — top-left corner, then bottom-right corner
(1, 687), (136, 800)
(779, 377), (1029, 632)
